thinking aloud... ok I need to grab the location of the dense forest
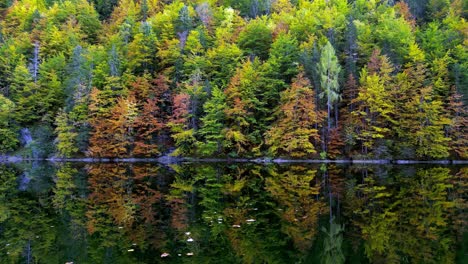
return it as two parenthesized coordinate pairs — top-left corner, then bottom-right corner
(0, 0), (466, 160)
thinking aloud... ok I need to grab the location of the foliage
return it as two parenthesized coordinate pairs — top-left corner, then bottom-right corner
(0, 0), (465, 159)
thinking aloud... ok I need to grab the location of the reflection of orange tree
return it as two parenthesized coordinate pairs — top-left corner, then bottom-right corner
(85, 164), (166, 251)
(449, 167), (467, 243)
(265, 165), (327, 252)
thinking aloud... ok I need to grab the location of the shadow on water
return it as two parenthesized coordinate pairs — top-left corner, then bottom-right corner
(0, 162), (466, 263)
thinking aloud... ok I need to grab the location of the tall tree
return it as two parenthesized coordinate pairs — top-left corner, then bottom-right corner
(197, 86), (227, 157)
(319, 41), (341, 152)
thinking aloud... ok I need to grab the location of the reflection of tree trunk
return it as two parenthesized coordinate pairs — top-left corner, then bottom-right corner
(26, 239), (31, 264)
(189, 190), (196, 222)
(327, 169), (333, 224)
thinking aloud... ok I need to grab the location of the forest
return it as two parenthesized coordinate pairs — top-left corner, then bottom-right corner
(0, 0), (467, 160)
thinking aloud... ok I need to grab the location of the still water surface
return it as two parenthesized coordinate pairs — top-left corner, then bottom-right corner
(0, 162), (466, 263)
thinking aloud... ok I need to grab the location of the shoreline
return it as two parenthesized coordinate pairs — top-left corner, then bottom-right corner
(1, 155), (467, 165)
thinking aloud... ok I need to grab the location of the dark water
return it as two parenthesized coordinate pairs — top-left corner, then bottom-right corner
(0, 162), (466, 264)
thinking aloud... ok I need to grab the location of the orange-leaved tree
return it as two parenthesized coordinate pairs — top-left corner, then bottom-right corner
(266, 72), (323, 158)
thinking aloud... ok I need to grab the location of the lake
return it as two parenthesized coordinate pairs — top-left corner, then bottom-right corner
(0, 162), (466, 263)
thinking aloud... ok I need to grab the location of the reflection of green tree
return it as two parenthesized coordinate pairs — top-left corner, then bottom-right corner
(0, 165), (58, 263)
(345, 167), (456, 263)
(321, 220), (345, 264)
(450, 167), (467, 263)
(219, 165), (292, 263)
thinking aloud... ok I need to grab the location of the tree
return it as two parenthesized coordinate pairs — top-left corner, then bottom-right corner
(267, 33), (300, 83)
(54, 110), (78, 157)
(237, 17), (272, 60)
(168, 93), (196, 156)
(223, 59), (270, 156)
(447, 88), (467, 159)
(393, 62), (451, 159)
(319, 41), (341, 152)
(88, 93), (137, 157)
(0, 94), (18, 152)
(351, 50), (395, 156)
(206, 43), (243, 87)
(266, 72), (323, 158)
(197, 86), (227, 156)
(131, 75), (171, 157)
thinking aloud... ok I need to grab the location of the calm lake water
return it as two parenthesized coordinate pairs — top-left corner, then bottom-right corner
(0, 162), (466, 263)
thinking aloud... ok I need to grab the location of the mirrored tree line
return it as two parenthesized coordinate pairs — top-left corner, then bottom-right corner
(0, 163), (466, 263)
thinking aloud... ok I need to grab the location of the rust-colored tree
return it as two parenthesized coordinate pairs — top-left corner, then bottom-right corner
(88, 91), (137, 158)
(168, 92), (196, 156)
(132, 75), (170, 157)
(447, 87), (467, 159)
(266, 72), (324, 158)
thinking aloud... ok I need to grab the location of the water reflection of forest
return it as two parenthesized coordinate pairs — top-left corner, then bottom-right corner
(0, 163), (466, 263)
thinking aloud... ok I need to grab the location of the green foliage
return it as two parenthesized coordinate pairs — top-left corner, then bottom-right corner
(237, 17), (272, 60)
(0, 0), (465, 159)
(0, 95), (18, 152)
(197, 87), (227, 156)
(267, 33), (300, 83)
(54, 110), (78, 157)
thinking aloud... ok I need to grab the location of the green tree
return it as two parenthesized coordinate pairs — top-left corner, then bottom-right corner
(319, 41), (341, 152)
(54, 110), (78, 157)
(197, 86), (227, 156)
(237, 17), (272, 60)
(267, 33), (300, 83)
(0, 94), (18, 152)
